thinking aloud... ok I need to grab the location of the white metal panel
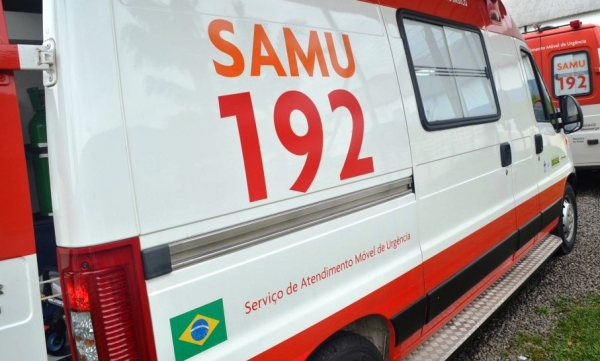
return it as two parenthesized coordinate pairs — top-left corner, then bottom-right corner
(568, 103), (600, 167)
(415, 145), (514, 259)
(111, 0), (413, 246)
(512, 38), (573, 198)
(0, 255), (46, 361)
(536, 124), (574, 192)
(381, 7), (515, 262)
(147, 195), (420, 361)
(43, 0), (139, 247)
(485, 33), (539, 214)
(119, 0), (384, 36)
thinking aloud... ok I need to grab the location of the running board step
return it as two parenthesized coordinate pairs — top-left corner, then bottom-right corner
(405, 234), (562, 361)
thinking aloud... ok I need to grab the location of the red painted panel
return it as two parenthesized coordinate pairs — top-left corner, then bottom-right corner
(539, 179), (564, 211)
(362, 0), (521, 39)
(515, 195), (540, 229)
(250, 266), (425, 361)
(0, 3), (36, 261)
(525, 25), (600, 107)
(250, 178), (567, 361)
(483, 0), (522, 39)
(0, 44), (20, 70)
(376, 0), (486, 29)
(423, 210), (516, 292)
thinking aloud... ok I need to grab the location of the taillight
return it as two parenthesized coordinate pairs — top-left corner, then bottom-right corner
(58, 238), (157, 361)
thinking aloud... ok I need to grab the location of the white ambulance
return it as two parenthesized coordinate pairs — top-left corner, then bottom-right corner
(0, 0), (584, 360)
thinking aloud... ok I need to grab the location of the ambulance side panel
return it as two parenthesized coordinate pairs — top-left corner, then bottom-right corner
(60, 1), (421, 360)
(40, 0), (575, 360)
(112, 0), (412, 243)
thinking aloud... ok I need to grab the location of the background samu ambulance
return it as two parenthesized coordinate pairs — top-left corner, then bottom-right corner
(525, 20), (600, 169)
(0, 0), (584, 360)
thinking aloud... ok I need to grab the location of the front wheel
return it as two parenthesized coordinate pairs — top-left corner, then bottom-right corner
(553, 183), (577, 255)
(307, 331), (383, 361)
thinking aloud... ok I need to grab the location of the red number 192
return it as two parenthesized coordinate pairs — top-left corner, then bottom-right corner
(219, 90), (374, 202)
(558, 75), (587, 91)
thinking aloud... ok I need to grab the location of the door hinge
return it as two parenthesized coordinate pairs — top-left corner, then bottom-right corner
(8, 39), (57, 86)
(41, 39), (57, 86)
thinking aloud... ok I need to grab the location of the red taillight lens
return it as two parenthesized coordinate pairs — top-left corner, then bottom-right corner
(64, 272), (91, 311)
(58, 238), (157, 361)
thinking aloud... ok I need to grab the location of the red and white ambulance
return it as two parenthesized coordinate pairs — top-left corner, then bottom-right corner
(525, 20), (600, 169)
(0, 0), (584, 360)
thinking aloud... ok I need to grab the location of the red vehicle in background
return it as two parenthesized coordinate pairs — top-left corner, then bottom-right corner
(525, 20), (600, 169)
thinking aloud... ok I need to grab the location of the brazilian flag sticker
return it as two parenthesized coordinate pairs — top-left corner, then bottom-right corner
(170, 299), (228, 361)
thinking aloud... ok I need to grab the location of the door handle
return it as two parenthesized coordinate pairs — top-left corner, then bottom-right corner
(535, 134), (543, 154)
(500, 142), (512, 167)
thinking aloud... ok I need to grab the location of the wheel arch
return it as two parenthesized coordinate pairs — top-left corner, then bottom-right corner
(567, 171), (578, 194)
(340, 314), (392, 359)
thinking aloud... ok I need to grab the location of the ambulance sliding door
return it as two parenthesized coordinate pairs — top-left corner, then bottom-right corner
(386, 9), (518, 325)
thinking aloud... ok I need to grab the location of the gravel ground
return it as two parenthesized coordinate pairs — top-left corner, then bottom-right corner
(448, 170), (600, 361)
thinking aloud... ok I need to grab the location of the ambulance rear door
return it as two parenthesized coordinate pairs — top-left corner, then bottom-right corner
(0, 3), (46, 360)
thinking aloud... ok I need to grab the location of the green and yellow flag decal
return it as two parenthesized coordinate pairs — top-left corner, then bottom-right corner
(170, 299), (228, 361)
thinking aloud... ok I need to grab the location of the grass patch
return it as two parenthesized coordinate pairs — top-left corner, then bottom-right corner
(514, 293), (600, 361)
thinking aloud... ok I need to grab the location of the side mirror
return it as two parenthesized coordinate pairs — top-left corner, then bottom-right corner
(559, 95), (583, 134)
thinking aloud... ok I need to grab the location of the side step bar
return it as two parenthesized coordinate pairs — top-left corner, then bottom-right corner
(405, 234), (562, 361)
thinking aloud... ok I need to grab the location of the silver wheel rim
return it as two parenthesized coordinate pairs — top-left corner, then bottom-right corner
(562, 198), (575, 242)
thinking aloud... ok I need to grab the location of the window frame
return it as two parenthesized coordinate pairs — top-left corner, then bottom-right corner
(520, 48), (558, 126)
(551, 50), (593, 98)
(397, 10), (501, 131)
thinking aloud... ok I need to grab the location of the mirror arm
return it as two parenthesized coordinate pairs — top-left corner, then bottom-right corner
(551, 111), (564, 130)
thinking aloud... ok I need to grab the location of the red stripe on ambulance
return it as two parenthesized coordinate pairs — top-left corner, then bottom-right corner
(250, 180), (564, 361)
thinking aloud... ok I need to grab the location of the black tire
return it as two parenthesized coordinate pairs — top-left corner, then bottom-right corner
(553, 183), (577, 255)
(307, 331), (383, 361)
(45, 328), (66, 355)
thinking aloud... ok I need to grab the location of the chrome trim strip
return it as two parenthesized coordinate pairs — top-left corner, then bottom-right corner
(169, 177), (413, 270)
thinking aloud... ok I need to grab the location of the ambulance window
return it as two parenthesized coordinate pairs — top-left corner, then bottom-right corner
(399, 14), (500, 130)
(520, 51), (557, 124)
(552, 51), (592, 97)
